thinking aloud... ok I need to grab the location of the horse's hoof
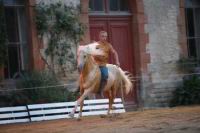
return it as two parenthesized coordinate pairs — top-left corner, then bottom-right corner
(69, 113), (75, 118)
(112, 113), (118, 117)
(112, 106), (116, 110)
(107, 113), (117, 119)
(100, 114), (107, 118)
(107, 114), (113, 118)
(76, 117), (82, 121)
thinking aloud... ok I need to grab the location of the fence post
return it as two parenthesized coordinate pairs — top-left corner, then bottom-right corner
(26, 105), (31, 122)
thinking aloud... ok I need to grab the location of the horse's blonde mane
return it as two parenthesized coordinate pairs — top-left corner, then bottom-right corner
(78, 42), (104, 56)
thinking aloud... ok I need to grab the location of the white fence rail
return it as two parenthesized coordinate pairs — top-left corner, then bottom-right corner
(0, 98), (125, 124)
(0, 106), (30, 124)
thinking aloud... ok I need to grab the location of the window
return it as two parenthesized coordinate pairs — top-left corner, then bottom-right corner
(89, 0), (104, 12)
(3, 0), (24, 6)
(185, 0), (200, 61)
(3, 0), (28, 79)
(109, 0), (128, 11)
(89, 0), (129, 13)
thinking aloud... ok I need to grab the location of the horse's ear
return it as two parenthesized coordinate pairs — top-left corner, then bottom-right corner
(78, 45), (83, 49)
(78, 45), (84, 52)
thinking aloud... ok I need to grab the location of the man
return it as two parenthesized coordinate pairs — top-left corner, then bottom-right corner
(93, 31), (120, 94)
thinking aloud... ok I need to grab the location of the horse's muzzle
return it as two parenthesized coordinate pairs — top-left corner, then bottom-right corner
(78, 65), (83, 73)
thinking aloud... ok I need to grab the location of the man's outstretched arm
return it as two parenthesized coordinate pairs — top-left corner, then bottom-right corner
(110, 45), (120, 66)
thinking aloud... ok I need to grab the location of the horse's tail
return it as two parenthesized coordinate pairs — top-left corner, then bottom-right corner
(118, 67), (133, 94)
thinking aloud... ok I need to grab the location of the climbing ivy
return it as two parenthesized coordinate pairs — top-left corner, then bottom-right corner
(0, 0), (7, 67)
(35, 2), (86, 75)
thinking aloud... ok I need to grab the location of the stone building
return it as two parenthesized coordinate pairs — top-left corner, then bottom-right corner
(0, 0), (199, 109)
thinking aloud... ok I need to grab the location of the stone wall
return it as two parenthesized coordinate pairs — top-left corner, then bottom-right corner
(141, 0), (183, 108)
(35, 0), (81, 90)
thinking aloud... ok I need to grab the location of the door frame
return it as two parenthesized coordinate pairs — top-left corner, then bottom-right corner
(80, 0), (150, 109)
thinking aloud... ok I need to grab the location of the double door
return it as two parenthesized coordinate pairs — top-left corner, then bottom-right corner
(89, 16), (137, 106)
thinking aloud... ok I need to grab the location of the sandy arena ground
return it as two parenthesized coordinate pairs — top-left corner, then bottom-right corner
(0, 106), (200, 133)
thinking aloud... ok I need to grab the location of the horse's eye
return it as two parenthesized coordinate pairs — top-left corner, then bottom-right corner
(84, 55), (86, 58)
(96, 47), (99, 49)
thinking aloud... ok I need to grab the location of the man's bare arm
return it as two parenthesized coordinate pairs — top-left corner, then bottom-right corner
(110, 45), (120, 66)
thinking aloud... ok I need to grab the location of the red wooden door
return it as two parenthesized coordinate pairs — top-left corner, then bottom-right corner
(89, 16), (137, 106)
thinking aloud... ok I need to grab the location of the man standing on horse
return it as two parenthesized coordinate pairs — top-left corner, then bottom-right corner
(93, 31), (120, 94)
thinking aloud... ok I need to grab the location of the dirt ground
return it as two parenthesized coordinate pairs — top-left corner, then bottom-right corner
(0, 106), (200, 133)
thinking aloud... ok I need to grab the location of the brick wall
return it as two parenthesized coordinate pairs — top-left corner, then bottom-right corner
(27, 0), (45, 71)
(129, 0), (150, 108)
(178, 0), (188, 57)
(80, 0), (90, 45)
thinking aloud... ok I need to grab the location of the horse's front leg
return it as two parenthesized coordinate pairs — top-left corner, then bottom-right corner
(69, 89), (91, 118)
(78, 89), (84, 119)
(79, 76), (84, 119)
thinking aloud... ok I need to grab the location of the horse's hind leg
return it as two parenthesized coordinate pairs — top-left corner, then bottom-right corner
(112, 87), (117, 111)
(111, 87), (119, 117)
(107, 90), (114, 116)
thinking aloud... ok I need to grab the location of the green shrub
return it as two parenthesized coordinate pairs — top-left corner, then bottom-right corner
(0, 71), (79, 107)
(170, 75), (200, 107)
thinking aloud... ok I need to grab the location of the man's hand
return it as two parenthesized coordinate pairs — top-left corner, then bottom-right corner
(110, 44), (120, 67)
(116, 62), (120, 67)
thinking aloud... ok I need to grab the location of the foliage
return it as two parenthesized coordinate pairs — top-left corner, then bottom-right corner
(0, 0), (7, 67)
(0, 71), (79, 107)
(170, 75), (200, 107)
(35, 2), (86, 74)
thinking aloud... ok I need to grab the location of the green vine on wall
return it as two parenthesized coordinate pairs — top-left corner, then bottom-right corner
(35, 2), (85, 75)
(0, 0), (7, 67)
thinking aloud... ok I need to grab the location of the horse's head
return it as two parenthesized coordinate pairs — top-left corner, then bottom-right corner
(77, 48), (90, 73)
(77, 42), (104, 73)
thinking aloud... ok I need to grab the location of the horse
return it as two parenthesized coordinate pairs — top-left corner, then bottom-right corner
(69, 42), (133, 119)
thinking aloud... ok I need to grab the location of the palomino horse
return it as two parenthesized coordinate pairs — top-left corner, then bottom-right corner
(69, 42), (133, 119)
